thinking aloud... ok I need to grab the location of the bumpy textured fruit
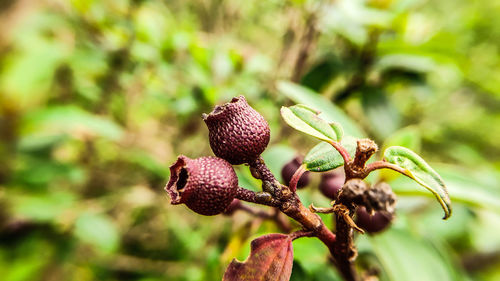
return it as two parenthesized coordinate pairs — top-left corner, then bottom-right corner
(165, 155), (238, 216)
(319, 170), (345, 200)
(281, 157), (310, 188)
(203, 96), (270, 165)
(355, 206), (392, 234)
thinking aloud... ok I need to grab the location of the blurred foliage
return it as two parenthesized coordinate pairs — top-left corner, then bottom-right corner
(0, 0), (499, 280)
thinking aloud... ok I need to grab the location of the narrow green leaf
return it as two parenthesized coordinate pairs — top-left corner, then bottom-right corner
(303, 136), (357, 172)
(276, 81), (364, 137)
(280, 105), (343, 142)
(390, 164), (500, 213)
(384, 146), (452, 219)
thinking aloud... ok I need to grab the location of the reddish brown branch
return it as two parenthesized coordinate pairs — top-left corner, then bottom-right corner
(244, 158), (338, 253)
(249, 157), (277, 183)
(365, 160), (408, 176)
(333, 211), (358, 281)
(328, 141), (352, 165)
(345, 139), (378, 180)
(235, 187), (280, 207)
(289, 230), (314, 241)
(289, 164), (307, 192)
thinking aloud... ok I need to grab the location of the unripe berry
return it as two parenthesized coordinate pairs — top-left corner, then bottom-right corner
(165, 155), (238, 216)
(355, 206), (392, 234)
(319, 170), (345, 200)
(281, 157), (310, 188)
(203, 96), (270, 165)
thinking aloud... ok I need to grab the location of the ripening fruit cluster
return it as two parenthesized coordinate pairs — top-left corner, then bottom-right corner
(166, 96), (270, 216)
(166, 96), (393, 234)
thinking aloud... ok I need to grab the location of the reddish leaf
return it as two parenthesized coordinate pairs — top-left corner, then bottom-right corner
(223, 233), (294, 281)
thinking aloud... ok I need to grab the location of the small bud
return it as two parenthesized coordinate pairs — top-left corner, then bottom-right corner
(262, 181), (275, 194)
(165, 155), (238, 216)
(255, 191), (273, 204)
(203, 96), (270, 165)
(319, 170), (345, 200)
(355, 206), (393, 234)
(281, 157), (310, 189)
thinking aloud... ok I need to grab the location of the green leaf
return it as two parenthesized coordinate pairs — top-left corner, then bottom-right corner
(74, 213), (119, 254)
(276, 81), (364, 137)
(303, 136), (357, 172)
(390, 164), (500, 213)
(384, 146), (452, 219)
(281, 105), (343, 142)
(292, 237), (328, 274)
(363, 229), (458, 281)
(20, 106), (124, 141)
(361, 87), (400, 139)
(375, 54), (436, 73)
(11, 191), (77, 222)
(379, 127), (422, 182)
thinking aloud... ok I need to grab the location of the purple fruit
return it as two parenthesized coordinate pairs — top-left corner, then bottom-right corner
(203, 96), (270, 165)
(319, 170), (345, 200)
(165, 155), (238, 216)
(281, 157), (310, 188)
(355, 206), (392, 234)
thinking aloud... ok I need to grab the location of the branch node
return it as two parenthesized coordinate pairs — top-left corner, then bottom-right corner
(334, 205), (365, 234)
(309, 204), (335, 214)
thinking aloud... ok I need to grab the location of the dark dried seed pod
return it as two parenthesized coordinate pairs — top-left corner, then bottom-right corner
(355, 206), (393, 234)
(203, 96), (270, 165)
(165, 155), (238, 216)
(319, 170), (345, 200)
(281, 157), (310, 189)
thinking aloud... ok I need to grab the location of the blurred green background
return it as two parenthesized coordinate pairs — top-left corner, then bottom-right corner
(0, 0), (499, 280)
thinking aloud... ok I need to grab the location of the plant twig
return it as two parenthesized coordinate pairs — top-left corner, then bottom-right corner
(328, 140), (352, 165)
(289, 164), (308, 192)
(289, 229), (314, 241)
(345, 139), (378, 180)
(235, 187), (280, 207)
(245, 158), (338, 252)
(329, 140), (380, 281)
(365, 160), (408, 176)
